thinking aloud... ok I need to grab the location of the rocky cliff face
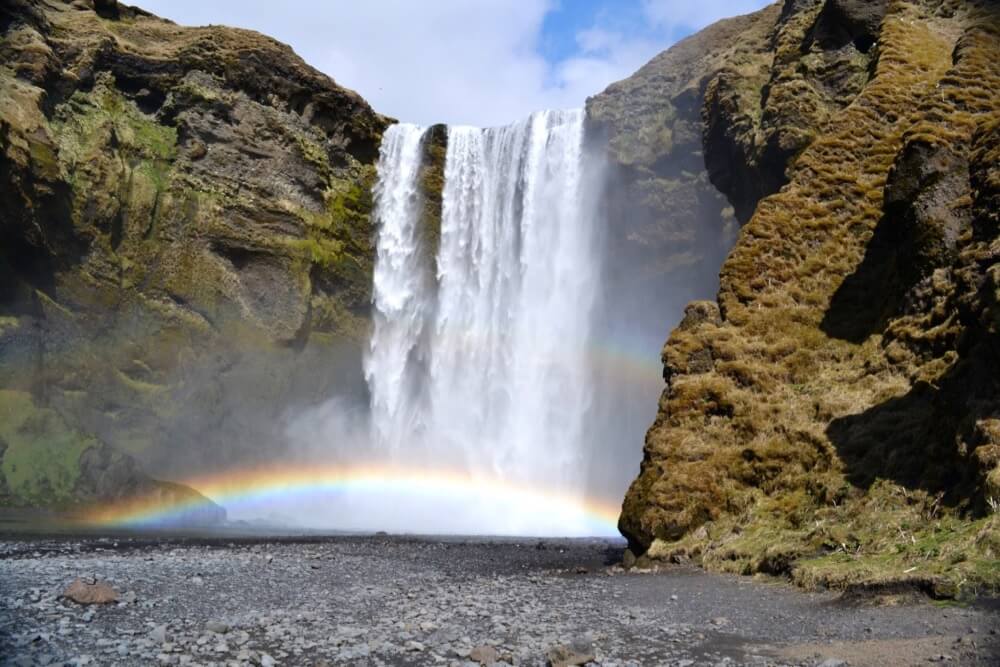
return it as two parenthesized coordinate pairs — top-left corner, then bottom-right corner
(0, 0), (387, 511)
(615, 0), (1000, 594)
(585, 8), (776, 350)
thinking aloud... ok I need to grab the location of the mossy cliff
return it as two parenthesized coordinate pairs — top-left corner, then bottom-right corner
(585, 10), (769, 341)
(613, 0), (1000, 596)
(0, 0), (388, 511)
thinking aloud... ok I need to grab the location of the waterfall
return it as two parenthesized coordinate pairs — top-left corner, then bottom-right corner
(365, 110), (601, 533)
(365, 124), (434, 452)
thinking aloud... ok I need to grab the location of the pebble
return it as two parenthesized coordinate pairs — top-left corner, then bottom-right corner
(150, 625), (168, 643)
(1, 538), (995, 666)
(205, 620), (230, 634)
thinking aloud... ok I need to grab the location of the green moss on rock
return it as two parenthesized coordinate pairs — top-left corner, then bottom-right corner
(53, 74), (177, 168)
(0, 0), (388, 507)
(0, 390), (95, 504)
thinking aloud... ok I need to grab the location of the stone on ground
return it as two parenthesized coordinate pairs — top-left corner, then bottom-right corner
(62, 579), (119, 605)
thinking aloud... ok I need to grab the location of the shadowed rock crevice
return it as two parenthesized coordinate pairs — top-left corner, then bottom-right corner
(827, 118), (1000, 515)
(809, 0), (888, 54)
(826, 348), (999, 509)
(822, 140), (972, 343)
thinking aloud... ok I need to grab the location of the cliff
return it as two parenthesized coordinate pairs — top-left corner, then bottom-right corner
(0, 0), (387, 513)
(610, 0), (1000, 595)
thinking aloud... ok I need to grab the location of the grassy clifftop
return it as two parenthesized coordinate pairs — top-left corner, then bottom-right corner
(618, 0), (1000, 597)
(0, 0), (388, 508)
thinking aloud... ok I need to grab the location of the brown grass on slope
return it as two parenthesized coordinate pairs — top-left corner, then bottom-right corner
(621, 0), (1000, 597)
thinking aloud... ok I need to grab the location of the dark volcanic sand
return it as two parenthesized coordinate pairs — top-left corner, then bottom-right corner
(1, 534), (997, 666)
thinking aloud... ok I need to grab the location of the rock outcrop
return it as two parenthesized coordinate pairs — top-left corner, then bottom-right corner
(616, 0), (1000, 594)
(586, 7), (779, 345)
(0, 0), (387, 512)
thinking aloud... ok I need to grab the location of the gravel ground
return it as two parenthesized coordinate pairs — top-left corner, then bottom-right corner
(1, 534), (998, 666)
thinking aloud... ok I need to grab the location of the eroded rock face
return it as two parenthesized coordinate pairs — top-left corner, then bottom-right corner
(0, 0), (388, 506)
(586, 6), (780, 342)
(703, 0), (888, 224)
(0, 386), (220, 518)
(619, 0), (1000, 593)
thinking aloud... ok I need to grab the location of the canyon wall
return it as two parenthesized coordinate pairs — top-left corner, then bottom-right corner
(611, 0), (1000, 594)
(0, 0), (386, 510)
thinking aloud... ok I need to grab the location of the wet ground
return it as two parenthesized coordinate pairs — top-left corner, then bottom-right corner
(1, 534), (998, 666)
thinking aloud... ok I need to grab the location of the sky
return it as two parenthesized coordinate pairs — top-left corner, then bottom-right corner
(136, 0), (773, 127)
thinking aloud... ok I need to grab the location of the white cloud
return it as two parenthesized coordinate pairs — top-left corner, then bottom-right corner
(311, 1), (557, 127)
(133, 1), (771, 127)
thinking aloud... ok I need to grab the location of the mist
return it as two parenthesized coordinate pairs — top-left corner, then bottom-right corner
(180, 104), (733, 537)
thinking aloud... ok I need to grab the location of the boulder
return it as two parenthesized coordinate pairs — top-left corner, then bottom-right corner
(545, 642), (595, 667)
(468, 645), (499, 665)
(63, 579), (119, 605)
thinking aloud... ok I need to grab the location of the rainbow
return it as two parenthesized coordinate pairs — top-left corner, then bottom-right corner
(83, 463), (624, 537)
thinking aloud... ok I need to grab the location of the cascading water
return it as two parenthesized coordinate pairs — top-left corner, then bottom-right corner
(363, 110), (604, 534)
(365, 124), (435, 453)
